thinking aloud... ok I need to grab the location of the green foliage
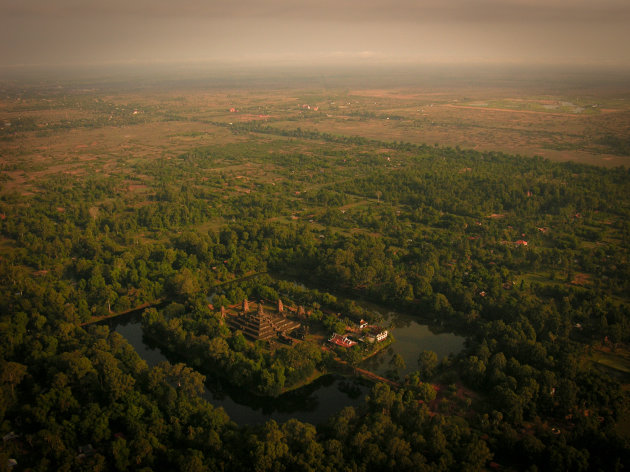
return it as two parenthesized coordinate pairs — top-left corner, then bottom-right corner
(417, 350), (439, 379)
(1, 84), (629, 471)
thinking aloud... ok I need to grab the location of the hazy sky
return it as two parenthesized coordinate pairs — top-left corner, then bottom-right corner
(1, 0), (629, 68)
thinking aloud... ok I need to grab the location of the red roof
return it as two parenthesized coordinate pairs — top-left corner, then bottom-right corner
(329, 333), (357, 348)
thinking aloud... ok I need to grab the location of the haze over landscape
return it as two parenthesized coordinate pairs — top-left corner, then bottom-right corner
(2, 0), (630, 68)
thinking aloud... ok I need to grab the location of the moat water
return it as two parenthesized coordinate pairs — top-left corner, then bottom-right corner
(359, 310), (466, 378)
(103, 307), (464, 425)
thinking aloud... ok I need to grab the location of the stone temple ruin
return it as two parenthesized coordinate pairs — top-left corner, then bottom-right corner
(225, 299), (301, 341)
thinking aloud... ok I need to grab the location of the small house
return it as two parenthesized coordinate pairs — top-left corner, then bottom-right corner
(329, 333), (357, 348)
(363, 329), (388, 343)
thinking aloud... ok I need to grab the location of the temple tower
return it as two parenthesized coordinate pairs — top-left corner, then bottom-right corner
(226, 298), (301, 341)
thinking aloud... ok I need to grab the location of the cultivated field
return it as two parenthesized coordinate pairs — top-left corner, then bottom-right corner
(1, 72), (629, 192)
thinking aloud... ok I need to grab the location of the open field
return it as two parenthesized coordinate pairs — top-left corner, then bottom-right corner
(1, 71), (629, 182)
(590, 346), (630, 377)
(269, 88), (630, 167)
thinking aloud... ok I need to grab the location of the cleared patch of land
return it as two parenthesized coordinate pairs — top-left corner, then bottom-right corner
(1, 81), (629, 182)
(590, 346), (630, 378)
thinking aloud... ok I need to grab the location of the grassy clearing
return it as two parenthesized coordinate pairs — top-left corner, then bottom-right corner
(3, 85), (629, 193)
(519, 272), (556, 287)
(589, 348), (630, 376)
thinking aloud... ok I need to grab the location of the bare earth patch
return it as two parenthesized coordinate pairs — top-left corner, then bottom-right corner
(571, 273), (591, 286)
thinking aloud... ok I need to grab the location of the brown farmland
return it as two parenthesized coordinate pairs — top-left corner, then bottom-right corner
(1, 78), (629, 197)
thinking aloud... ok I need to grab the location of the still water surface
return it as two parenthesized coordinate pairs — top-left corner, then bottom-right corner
(104, 307), (464, 425)
(360, 311), (466, 377)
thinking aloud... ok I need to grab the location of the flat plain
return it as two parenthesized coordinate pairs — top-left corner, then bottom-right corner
(2, 73), (630, 199)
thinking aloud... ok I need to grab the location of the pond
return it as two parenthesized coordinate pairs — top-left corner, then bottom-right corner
(102, 306), (465, 425)
(359, 309), (466, 378)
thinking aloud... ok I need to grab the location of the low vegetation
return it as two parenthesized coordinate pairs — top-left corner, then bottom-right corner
(1, 74), (629, 470)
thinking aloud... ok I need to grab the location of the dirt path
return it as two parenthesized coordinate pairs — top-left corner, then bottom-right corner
(353, 366), (400, 387)
(442, 104), (583, 117)
(322, 345), (400, 388)
(209, 271), (267, 289)
(80, 299), (165, 326)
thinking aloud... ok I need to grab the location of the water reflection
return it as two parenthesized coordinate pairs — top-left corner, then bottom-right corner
(359, 310), (466, 378)
(100, 304), (465, 425)
(101, 312), (371, 425)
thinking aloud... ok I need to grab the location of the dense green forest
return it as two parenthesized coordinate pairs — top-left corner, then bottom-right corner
(1, 83), (630, 470)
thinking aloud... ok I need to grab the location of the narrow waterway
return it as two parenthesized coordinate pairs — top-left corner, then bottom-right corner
(104, 313), (370, 425)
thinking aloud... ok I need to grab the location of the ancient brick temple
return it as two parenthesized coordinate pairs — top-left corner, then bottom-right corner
(226, 299), (300, 341)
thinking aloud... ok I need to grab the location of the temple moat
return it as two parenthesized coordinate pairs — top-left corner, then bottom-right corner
(102, 304), (464, 425)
